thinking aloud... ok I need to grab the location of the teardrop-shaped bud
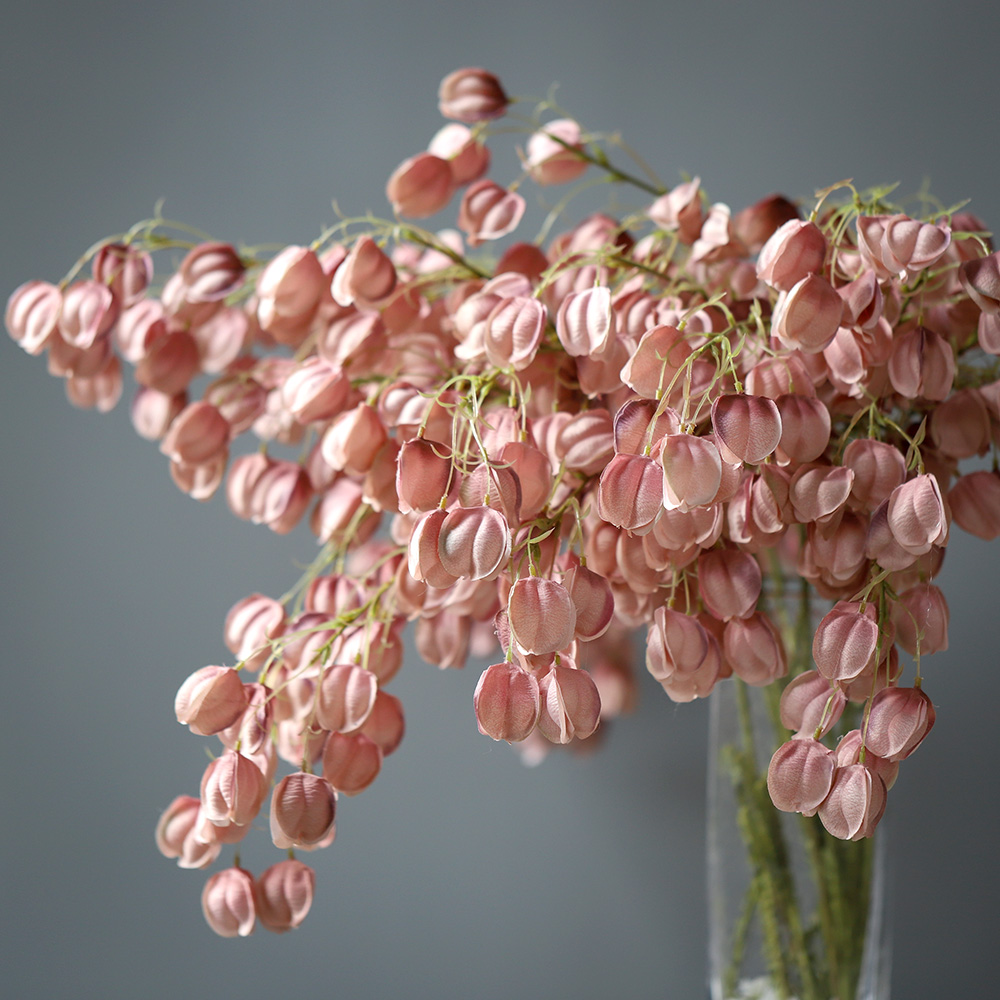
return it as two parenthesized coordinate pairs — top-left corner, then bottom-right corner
(772, 274), (842, 353)
(948, 470), (1000, 540)
(437, 505), (511, 581)
(818, 764), (886, 841)
(269, 773), (337, 849)
(458, 180), (525, 246)
(524, 118), (587, 186)
(321, 731), (383, 795)
(812, 603), (880, 681)
(779, 669), (846, 738)
(175, 666), (248, 736)
(438, 67), (508, 122)
(507, 576), (577, 655)
(886, 474), (948, 555)
(179, 241), (245, 302)
(255, 860), (316, 933)
(597, 452), (663, 531)
(722, 612), (787, 686)
(697, 549), (762, 621)
(331, 236), (397, 308)
(767, 737), (836, 815)
(887, 325), (955, 401)
(536, 664), (601, 743)
(711, 394), (782, 465)
(202, 867), (256, 937)
(892, 584), (949, 656)
(564, 565), (615, 641)
(756, 219), (826, 292)
(960, 251), (1000, 313)
(200, 750), (266, 828)
(474, 661), (540, 742)
(661, 433), (722, 512)
(386, 152), (456, 218)
(555, 284), (614, 356)
(864, 685), (936, 761)
(316, 663), (378, 733)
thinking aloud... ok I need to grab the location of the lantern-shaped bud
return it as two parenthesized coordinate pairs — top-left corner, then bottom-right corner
(949, 470), (1000, 540)
(843, 439), (907, 512)
(564, 564), (615, 641)
(507, 576), (577, 655)
(6, 280), (61, 355)
(255, 860), (316, 933)
(332, 236), (397, 308)
(892, 583), (949, 656)
(322, 731), (383, 795)
(597, 453), (662, 532)
(269, 773), (337, 849)
(438, 67), (508, 122)
(92, 242), (152, 307)
(864, 685), (936, 761)
(960, 251), (1000, 313)
(437, 505), (511, 581)
(818, 764), (887, 841)
(645, 606), (709, 683)
(524, 119), (588, 186)
(316, 663), (378, 733)
(722, 612), (787, 686)
(767, 738), (836, 815)
(200, 749), (266, 828)
(474, 661), (540, 742)
(886, 474), (948, 555)
(661, 433), (723, 512)
(779, 670), (846, 738)
(711, 394), (782, 466)
(873, 213), (951, 279)
(555, 285), (614, 357)
(155, 795), (221, 870)
(887, 325), (955, 401)
(386, 152), (456, 218)
(536, 664), (601, 744)
(201, 867), (256, 937)
(771, 274), (842, 353)
(58, 280), (118, 350)
(179, 241), (245, 302)
(697, 548), (762, 621)
(458, 180), (526, 246)
(428, 123), (490, 184)
(812, 602), (879, 682)
(756, 219), (826, 292)
(175, 666), (248, 736)
(774, 394), (831, 465)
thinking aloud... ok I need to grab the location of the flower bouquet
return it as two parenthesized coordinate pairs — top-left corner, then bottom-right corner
(8, 67), (998, 998)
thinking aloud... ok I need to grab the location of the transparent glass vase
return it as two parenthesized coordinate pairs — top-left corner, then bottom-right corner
(707, 676), (892, 1000)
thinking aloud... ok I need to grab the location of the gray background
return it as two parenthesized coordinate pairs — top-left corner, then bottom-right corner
(1, 3), (997, 998)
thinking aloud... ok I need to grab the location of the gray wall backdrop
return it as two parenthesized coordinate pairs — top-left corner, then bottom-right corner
(1, 3), (997, 998)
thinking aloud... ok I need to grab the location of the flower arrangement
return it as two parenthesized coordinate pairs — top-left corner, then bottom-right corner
(8, 66), (998, 997)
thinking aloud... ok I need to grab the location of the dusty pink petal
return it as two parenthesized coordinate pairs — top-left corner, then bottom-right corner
(949, 470), (1000, 540)
(359, 689), (405, 756)
(281, 357), (351, 424)
(818, 764), (886, 841)
(498, 440), (551, 521)
(200, 750), (266, 828)
(395, 438), (454, 514)
(661, 433), (722, 512)
(175, 666), (248, 736)
(612, 398), (680, 455)
(458, 180), (525, 246)
(474, 661), (540, 741)
(58, 280), (118, 350)
(886, 474), (948, 555)
(556, 285), (614, 356)
(482, 295), (545, 371)
(779, 669), (846, 738)
(843, 439), (907, 512)
(386, 152), (456, 218)
(834, 730), (899, 790)
(415, 610), (471, 670)
(437, 505), (511, 581)
(322, 730), (383, 795)
(772, 394), (830, 465)
(428, 123), (490, 184)
(722, 612), (788, 686)
(202, 867), (256, 937)
(960, 251), (1000, 313)
(438, 67), (508, 122)
(332, 236), (397, 308)
(316, 663), (378, 733)
(508, 576), (577, 655)
(812, 603), (879, 681)
(179, 241), (245, 302)
(159, 401), (230, 466)
(407, 509), (458, 589)
(767, 738), (836, 815)
(887, 325), (955, 401)
(255, 860), (315, 934)
(865, 685), (936, 761)
(620, 324), (692, 399)
(711, 394), (782, 465)
(732, 193), (799, 253)
(648, 177), (705, 244)
(772, 274), (842, 353)
(536, 664), (601, 743)
(556, 408), (615, 477)
(564, 565), (614, 641)
(756, 219), (826, 292)
(257, 245), (326, 333)
(155, 795), (221, 870)
(645, 606), (709, 683)
(65, 355), (123, 413)
(5, 280), (61, 355)
(269, 773), (337, 849)
(92, 242), (152, 307)
(321, 403), (388, 476)
(525, 118), (587, 186)
(135, 329), (200, 395)
(789, 464), (854, 524)
(597, 452), (663, 531)
(697, 548), (761, 622)
(879, 213), (951, 277)
(929, 389), (992, 460)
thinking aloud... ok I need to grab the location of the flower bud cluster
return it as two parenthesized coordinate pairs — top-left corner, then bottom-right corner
(9, 66), (998, 933)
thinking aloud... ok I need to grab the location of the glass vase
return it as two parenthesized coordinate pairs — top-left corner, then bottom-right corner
(707, 674), (892, 1000)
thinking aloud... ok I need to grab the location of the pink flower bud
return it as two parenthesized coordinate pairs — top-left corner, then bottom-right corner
(865, 685), (935, 761)
(660, 433), (723, 512)
(645, 606), (709, 683)
(200, 749), (266, 828)
(321, 403), (388, 476)
(438, 67), (508, 122)
(58, 280), (118, 349)
(597, 453), (663, 532)
(834, 730), (899, 790)
(428, 123), (490, 184)
(66, 355), (123, 413)
(648, 177), (705, 244)
(767, 738), (836, 815)
(92, 242), (152, 307)
(6, 280), (61, 355)
(160, 401), (230, 466)
(929, 388), (991, 459)
(536, 664), (601, 743)
(437, 505), (511, 581)
(255, 860), (315, 933)
(818, 763), (887, 841)
(772, 274), (842, 353)
(457, 180), (526, 246)
(474, 661), (540, 742)
(843, 439), (907, 512)
(779, 669), (846, 738)
(482, 295), (546, 371)
(697, 548), (761, 621)
(386, 152), (456, 218)
(135, 329), (200, 394)
(621, 324), (692, 399)
(202, 867), (256, 937)
(960, 251), (1000, 313)
(711, 393), (782, 465)
(722, 612), (787, 686)
(774, 394), (831, 465)
(508, 576), (577, 655)
(555, 284), (614, 357)
(732, 193), (799, 253)
(887, 325), (955, 401)
(175, 666), (248, 736)
(892, 583), (949, 656)
(155, 795), (220, 870)
(130, 386), (186, 441)
(281, 357), (351, 424)
(322, 730), (383, 795)
(331, 236), (397, 308)
(756, 219), (826, 292)
(179, 241), (245, 302)
(812, 603), (879, 682)
(524, 119), (588, 186)
(886, 473), (948, 555)
(359, 689), (405, 755)
(250, 461), (313, 535)
(269, 772), (337, 849)
(876, 214), (951, 279)
(789, 463), (854, 525)
(949, 470), (1000, 540)
(316, 663), (378, 734)
(564, 565), (614, 641)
